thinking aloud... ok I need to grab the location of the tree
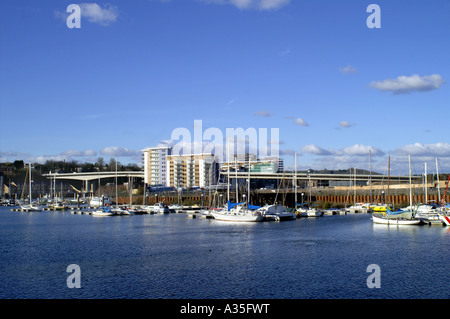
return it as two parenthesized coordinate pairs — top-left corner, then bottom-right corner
(96, 157), (105, 171)
(13, 160), (24, 170)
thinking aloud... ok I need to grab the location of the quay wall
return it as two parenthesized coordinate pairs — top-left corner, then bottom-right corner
(117, 192), (450, 207)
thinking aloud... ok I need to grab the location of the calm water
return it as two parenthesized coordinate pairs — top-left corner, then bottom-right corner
(0, 206), (448, 299)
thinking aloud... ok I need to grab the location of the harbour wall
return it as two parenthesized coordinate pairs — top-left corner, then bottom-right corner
(118, 191), (450, 208)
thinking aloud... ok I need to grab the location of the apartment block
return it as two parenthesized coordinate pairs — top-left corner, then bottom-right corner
(166, 153), (217, 188)
(142, 146), (172, 186)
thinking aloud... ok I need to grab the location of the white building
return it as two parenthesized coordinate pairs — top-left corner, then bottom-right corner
(142, 146), (172, 186)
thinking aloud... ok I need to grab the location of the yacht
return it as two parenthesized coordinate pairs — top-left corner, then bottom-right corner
(256, 204), (296, 221)
(211, 202), (263, 222)
(346, 203), (371, 214)
(19, 203), (42, 212)
(372, 208), (421, 225)
(92, 207), (115, 216)
(90, 196), (112, 207)
(296, 205), (324, 217)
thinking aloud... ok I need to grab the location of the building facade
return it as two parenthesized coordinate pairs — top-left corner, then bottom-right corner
(142, 146), (172, 186)
(166, 153), (217, 188)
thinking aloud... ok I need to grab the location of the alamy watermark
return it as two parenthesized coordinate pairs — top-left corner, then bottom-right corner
(367, 4), (381, 29)
(366, 264), (381, 288)
(66, 264), (81, 288)
(169, 120), (279, 162)
(65, 4), (381, 29)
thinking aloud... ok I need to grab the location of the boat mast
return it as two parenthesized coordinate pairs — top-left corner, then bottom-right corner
(235, 158), (238, 202)
(369, 149), (372, 204)
(247, 155), (250, 208)
(129, 175), (133, 208)
(294, 152), (297, 206)
(441, 174), (450, 207)
(354, 167), (356, 204)
(227, 138), (230, 206)
(387, 156), (390, 206)
(436, 158), (441, 204)
(115, 158), (118, 208)
(424, 161), (428, 204)
(29, 163), (32, 205)
(409, 154), (413, 210)
(308, 173), (311, 205)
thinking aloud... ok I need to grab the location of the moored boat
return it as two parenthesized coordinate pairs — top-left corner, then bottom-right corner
(211, 202), (263, 222)
(92, 207), (115, 216)
(256, 204), (296, 221)
(372, 214), (422, 225)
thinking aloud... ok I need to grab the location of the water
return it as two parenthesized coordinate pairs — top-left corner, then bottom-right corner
(0, 207), (448, 299)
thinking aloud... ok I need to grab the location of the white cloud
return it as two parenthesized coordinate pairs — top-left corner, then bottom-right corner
(79, 3), (118, 26)
(55, 3), (118, 26)
(338, 120), (352, 128)
(279, 149), (296, 156)
(200, 0), (290, 10)
(339, 65), (357, 74)
(302, 144), (384, 157)
(341, 144), (384, 157)
(254, 111), (272, 117)
(100, 146), (140, 157)
(302, 144), (332, 156)
(369, 74), (445, 94)
(393, 142), (450, 157)
(293, 117), (308, 127)
(61, 150), (97, 157)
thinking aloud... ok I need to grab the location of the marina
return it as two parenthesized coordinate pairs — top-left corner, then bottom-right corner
(1, 0), (448, 307)
(1, 205), (448, 299)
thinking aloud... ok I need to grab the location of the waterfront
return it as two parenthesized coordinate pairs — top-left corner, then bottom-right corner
(0, 206), (448, 299)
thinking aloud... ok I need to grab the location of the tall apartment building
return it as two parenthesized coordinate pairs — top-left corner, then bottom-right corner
(142, 146), (172, 186)
(166, 153), (217, 188)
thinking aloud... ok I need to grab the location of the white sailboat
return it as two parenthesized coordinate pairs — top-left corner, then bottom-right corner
(20, 163), (42, 211)
(90, 195), (112, 207)
(211, 202), (263, 222)
(372, 154), (421, 225)
(372, 214), (421, 225)
(295, 171), (323, 217)
(211, 140), (262, 222)
(257, 203), (296, 221)
(92, 206), (115, 216)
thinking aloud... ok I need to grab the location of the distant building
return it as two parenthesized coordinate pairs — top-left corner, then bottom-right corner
(142, 146), (172, 186)
(166, 153), (217, 188)
(220, 154), (281, 174)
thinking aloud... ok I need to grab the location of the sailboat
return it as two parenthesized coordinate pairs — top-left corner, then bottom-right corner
(372, 211), (421, 225)
(211, 142), (263, 222)
(19, 163), (42, 211)
(295, 170), (323, 217)
(437, 173), (450, 226)
(92, 206), (115, 216)
(257, 203), (296, 221)
(212, 201), (263, 222)
(372, 154), (421, 225)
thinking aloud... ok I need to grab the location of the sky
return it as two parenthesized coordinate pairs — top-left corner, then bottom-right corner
(0, 0), (449, 175)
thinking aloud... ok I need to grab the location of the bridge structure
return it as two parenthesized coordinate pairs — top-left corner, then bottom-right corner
(42, 171), (145, 195)
(43, 170), (419, 186)
(43, 171), (144, 181)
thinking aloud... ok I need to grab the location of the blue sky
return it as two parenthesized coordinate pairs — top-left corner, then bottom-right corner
(0, 0), (449, 174)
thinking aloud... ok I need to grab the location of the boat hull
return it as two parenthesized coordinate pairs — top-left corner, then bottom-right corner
(439, 214), (450, 226)
(372, 215), (421, 225)
(211, 212), (263, 222)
